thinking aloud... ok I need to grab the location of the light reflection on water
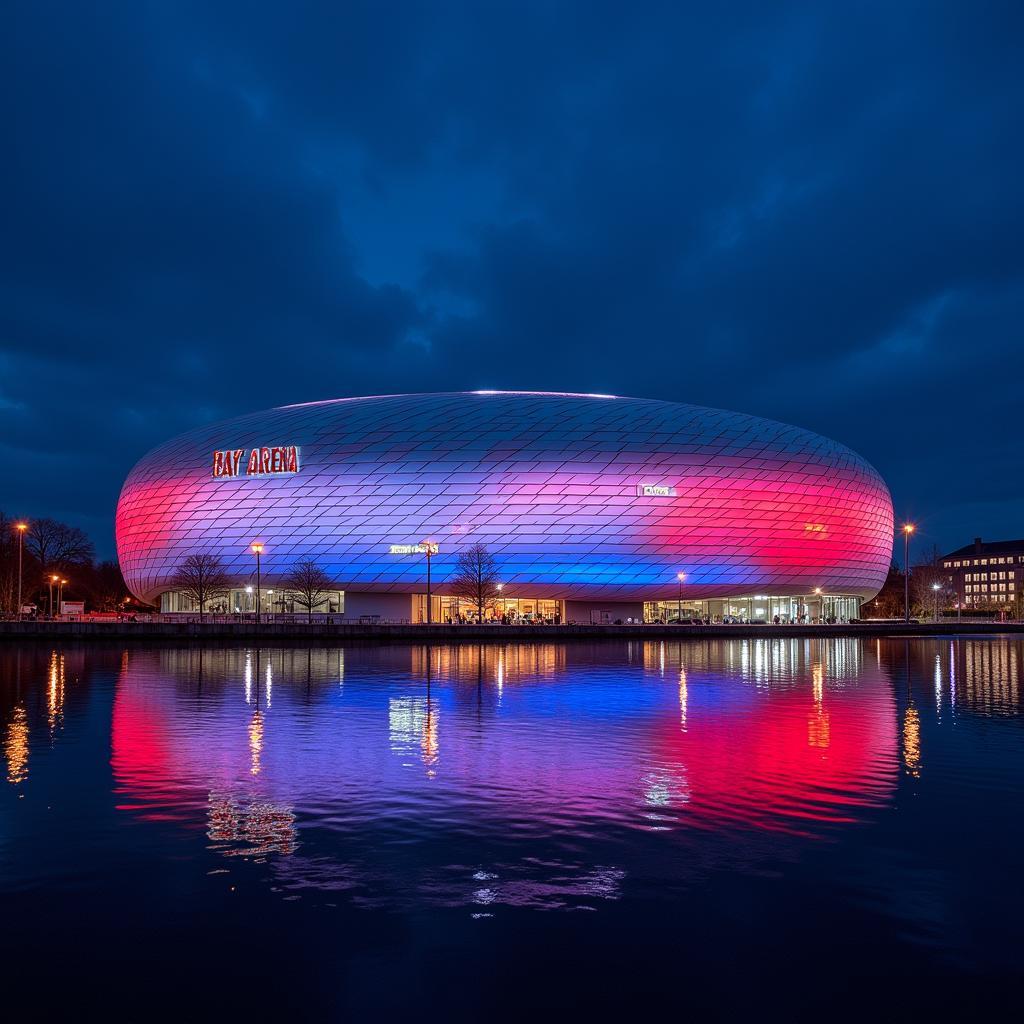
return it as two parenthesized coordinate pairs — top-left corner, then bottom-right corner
(2, 638), (1024, 919)
(114, 639), (886, 910)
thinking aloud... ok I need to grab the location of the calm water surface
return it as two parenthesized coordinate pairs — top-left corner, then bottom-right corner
(2, 637), (1023, 1018)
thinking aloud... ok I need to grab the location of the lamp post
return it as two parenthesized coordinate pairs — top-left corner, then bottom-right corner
(58, 578), (67, 615)
(932, 582), (941, 623)
(421, 541), (434, 624)
(676, 572), (686, 623)
(814, 587), (823, 623)
(251, 544), (264, 623)
(902, 523), (916, 623)
(15, 522), (26, 619)
(496, 582), (504, 623)
(49, 574), (58, 618)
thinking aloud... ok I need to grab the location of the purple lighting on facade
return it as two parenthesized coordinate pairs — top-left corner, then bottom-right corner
(115, 392), (893, 605)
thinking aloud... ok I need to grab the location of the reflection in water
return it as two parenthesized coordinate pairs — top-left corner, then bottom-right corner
(207, 794), (296, 857)
(4, 637), (1021, 915)
(5, 704), (28, 785)
(808, 660), (830, 749)
(389, 696), (440, 772)
(962, 640), (1020, 715)
(678, 666), (688, 732)
(248, 710), (264, 776)
(47, 651), (65, 737)
(903, 706), (922, 778)
(102, 638), (911, 911)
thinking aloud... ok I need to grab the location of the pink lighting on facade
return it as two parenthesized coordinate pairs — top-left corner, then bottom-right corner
(115, 392), (893, 605)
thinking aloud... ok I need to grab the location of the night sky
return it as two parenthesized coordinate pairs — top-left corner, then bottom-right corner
(4, 2), (1022, 560)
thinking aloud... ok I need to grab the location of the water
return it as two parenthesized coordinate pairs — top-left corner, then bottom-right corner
(2, 637), (1023, 1017)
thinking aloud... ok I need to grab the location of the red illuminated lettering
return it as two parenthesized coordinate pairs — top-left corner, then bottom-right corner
(217, 445), (300, 476)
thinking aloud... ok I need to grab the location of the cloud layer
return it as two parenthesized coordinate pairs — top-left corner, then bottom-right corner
(4, 1), (1022, 557)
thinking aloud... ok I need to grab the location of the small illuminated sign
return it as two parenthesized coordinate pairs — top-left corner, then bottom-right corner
(389, 543), (439, 555)
(637, 484), (676, 497)
(212, 446), (299, 477)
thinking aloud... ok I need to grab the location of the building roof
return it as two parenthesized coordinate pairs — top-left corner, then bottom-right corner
(943, 537), (1024, 559)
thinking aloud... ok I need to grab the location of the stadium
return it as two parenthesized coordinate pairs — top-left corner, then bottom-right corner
(115, 391), (894, 623)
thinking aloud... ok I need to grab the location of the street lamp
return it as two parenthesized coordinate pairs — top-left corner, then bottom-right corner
(676, 572), (686, 624)
(15, 522), (26, 620)
(421, 540), (435, 624)
(932, 582), (941, 623)
(59, 578), (67, 615)
(251, 543), (264, 623)
(902, 523), (916, 623)
(49, 574), (59, 618)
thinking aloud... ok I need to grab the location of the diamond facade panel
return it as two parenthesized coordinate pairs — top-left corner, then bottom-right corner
(115, 392), (894, 604)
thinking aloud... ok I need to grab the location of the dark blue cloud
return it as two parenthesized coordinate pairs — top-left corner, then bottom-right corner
(3, 0), (1022, 558)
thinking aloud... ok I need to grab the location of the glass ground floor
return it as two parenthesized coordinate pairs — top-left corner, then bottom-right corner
(414, 594), (566, 624)
(158, 587), (861, 623)
(644, 594), (861, 624)
(413, 593), (862, 624)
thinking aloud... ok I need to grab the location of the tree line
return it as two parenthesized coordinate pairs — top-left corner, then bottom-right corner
(861, 552), (1022, 619)
(0, 511), (135, 615)
(172, 542), (503, 622)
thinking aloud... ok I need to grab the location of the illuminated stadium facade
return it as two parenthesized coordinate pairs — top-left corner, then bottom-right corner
(115, 392), (894, 623)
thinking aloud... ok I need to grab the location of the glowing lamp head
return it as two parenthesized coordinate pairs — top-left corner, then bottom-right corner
(677, 572), (686, 582)
(814, 587), (822, 595)
(496, 583), (503, 592)
(245, 586), (253, 594)
(251, 543), (264, 554)
(16, 522), (27, 532)
(932, 583), (941, 591)
(51, 574), (59, 583)
(902, 523), (915, 535)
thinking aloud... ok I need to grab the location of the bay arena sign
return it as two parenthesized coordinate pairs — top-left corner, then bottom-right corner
(212, 446), (299, 477)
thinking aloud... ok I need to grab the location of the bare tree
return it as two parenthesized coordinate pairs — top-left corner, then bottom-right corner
(0, 511), (17, 616)
(448, 543), (501, 623)
(910, 547), (957, 619)
(25, 517), (95, 576)
(169, 553), (231, 621)
(284, 558), (333, 623)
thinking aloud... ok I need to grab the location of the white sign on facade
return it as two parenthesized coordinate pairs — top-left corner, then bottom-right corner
(637, 484), (677, 497)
